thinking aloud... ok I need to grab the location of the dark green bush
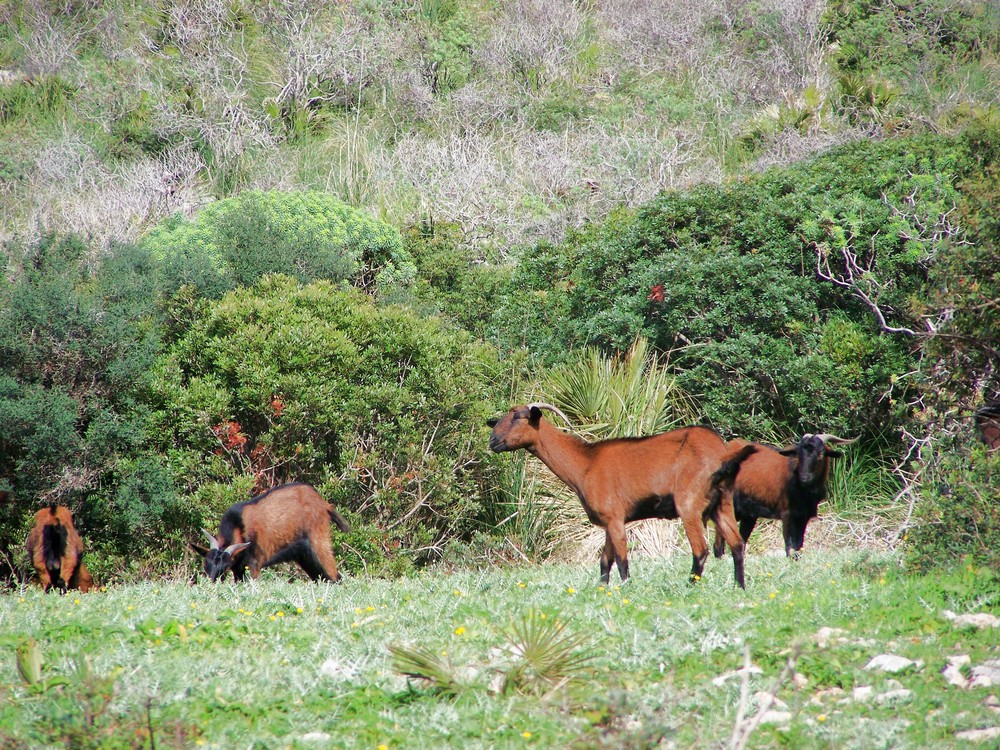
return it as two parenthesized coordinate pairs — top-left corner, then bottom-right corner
(404, 220), (511, 337)
(904, 113), (1000, 572)
(493, 136), (975, 438)
(906, 440), (1000, 573)
(0, 236), (186, 580)
(825, 0), (1000, 125)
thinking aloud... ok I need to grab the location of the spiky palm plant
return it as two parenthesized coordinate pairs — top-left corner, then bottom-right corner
(544, 337), (697, 438)
(501, 609), (594, 695)
(483, 454), (577, 561)
(388, 642), (463, 695)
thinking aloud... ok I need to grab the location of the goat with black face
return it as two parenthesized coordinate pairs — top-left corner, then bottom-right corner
(712, 433), (856, 559)
(193, 483), (350, 583)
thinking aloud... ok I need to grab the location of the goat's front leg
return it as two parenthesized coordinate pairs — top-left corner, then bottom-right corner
(608, 519), (629, 582)
(600, 528), (613, 584)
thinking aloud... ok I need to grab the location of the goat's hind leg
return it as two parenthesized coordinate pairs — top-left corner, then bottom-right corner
(599, 528), (615, 583)
(681, 514), (710, 584)
(711, 503), (746, 590)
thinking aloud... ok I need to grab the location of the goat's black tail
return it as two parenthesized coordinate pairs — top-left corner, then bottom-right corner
(328, 508), (351, 533)
(41, 521), (68, 573)
(706, 444), (758, 511)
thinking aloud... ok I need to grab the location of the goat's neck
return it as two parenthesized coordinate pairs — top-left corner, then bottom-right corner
(528, 421), (592, 495)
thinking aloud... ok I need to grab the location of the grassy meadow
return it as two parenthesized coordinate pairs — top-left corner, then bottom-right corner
(1, 547), (999, 749)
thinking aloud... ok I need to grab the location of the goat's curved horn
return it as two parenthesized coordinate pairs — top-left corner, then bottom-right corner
(527, 402), (573, 428)
(202, 529), (220, 550)
(815, 434), (857, 446)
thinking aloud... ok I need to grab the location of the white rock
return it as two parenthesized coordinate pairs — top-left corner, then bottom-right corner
(970, 661), (1000, 688)
(955, 727), (1000, 742)
(792, 673), (809, 690)
(944, 610), (1000, 630)
(319, 658), (357, 680)
(300, 733), (332, 742)
(712, 665), (763, 686)
(816, 627), (848, 646)
(853, 686), (874, 702)
(865, 654), (919, 673)
(759, 710), (792, 726)
(943, 663), (970, 688)
(754, 691), (788, 710)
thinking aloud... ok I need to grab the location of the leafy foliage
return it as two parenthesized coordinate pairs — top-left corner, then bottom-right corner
(141, 190), (414, 298)
(142, 274), (500, 573)
(904, 114), (1000, 572)
(0, 236), (182, 577)
(825, 0), (1000, 128)
(494, 135), (975, 439)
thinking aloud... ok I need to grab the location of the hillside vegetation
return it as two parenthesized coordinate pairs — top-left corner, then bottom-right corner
(0, 0), (998, 581)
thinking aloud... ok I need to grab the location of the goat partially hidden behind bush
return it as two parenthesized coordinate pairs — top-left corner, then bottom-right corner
(25, 504), (94, 593)
(192, 483), (351, 582)
(712, 433), (855, 558)
(487, 403), (756, 588)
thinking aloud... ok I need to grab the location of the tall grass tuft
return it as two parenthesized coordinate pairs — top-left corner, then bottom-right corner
(389, 642), (463, 695)
(482, 455), (579, 562)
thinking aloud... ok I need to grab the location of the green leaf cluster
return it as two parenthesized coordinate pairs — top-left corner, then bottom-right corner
(143, 274), (500, 573)
(141, 190), (414, 299)
(494, 135), (976, 438)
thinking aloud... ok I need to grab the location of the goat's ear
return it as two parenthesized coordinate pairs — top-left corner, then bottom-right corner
(825, 448), (844, 459)
(528, 405), (543, 423)
(777, 445), (798, 456)
(486, 416), (499, 428)
(190, 542), (210, 558)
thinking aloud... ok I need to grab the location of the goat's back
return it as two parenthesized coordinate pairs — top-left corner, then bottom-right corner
(587, 425), (728, 490)
(227, 483), (337, 557)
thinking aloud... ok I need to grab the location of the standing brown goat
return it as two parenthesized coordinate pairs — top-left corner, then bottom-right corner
(712, 433), (856, 559)
(25, 504), (94, 593)
(192, 483), (351, 583)
(487, 403), (756, 588)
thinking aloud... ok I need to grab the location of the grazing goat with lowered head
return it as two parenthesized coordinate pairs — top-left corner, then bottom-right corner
(712, 433), (856, 559)
(192, 483), (351, 582)
(487, 403), (757, 588)
(25, 504), (94, 593)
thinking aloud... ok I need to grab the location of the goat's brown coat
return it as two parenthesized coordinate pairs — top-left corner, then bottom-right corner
(25, 505), (94, 593)
(488, 405), (753, 587)
(195, 483), (350, 582)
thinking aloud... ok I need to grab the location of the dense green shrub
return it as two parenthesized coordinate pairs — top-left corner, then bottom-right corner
(493, 136), (975, 438)
(141, 274), (502, 575)
(906, 440), (1000, 573)
(404, 220), (511, 337)
(0, 236), (188, 580)
(141, 190), (415, 299)
(905, 113), (1000, 572)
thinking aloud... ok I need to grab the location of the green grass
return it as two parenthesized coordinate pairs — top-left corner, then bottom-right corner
(1, 550), (998, 749)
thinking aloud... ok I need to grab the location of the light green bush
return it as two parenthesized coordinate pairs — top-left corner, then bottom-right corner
(141, 190), (414, 298)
